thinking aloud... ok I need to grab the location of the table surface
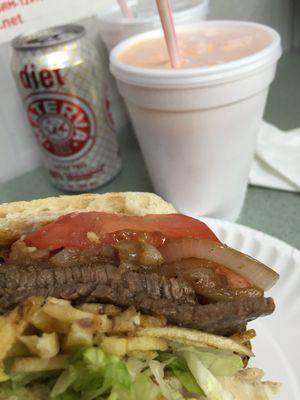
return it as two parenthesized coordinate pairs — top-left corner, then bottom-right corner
(1, 52), (299, 249)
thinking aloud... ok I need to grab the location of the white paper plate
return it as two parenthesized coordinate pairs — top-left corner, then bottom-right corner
(201, 217), (300, 399)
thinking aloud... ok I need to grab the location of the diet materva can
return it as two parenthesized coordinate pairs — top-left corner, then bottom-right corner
(11, 24), (121, 192)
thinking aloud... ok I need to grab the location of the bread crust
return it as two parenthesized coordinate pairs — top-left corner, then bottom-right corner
(0, 192), (176, 246)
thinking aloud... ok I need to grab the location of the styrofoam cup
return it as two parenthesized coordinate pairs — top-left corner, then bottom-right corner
(98, 0), (210, 51)
(110, 21), (282, 221)
(97, 0), (210, 132)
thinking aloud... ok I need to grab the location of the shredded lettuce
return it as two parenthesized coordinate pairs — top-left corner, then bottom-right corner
(193, 348), (243, 377)
(0, 387), (30, 400)
(172, 368), (204, 396)
(10, 371), (60, 389)
(0, 343), (245, 400)
(51, 366), (78, 397)
(104, 360), (131, 391)
(163, 345), (244, 377)
(0, 385), (50, 400)
(54, 390), (81, 400)
(158, 352), (204, 395)
(83, 347), (108, 368)
(126, 358), (146, 380)
(133, 373), (160, 400)
(108, 392), (119, 400)
(51, 347), (133, 400)
(0, 364), (9, 383)
(181, 351), (234, 400)
(149, 360), (185, 400)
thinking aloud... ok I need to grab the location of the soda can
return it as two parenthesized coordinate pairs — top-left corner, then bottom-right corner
(11, 24), (121, 192)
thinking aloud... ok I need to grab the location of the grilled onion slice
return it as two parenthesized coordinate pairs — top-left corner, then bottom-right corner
(160, 239), (279, 291)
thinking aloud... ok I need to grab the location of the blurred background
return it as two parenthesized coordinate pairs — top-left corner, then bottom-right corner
(0, 0), (298, 183)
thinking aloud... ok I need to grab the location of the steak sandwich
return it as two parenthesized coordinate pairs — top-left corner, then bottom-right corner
(0, 192), (281, 399)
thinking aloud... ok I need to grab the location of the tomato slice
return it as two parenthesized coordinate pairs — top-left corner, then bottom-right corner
(25, 212), (220, 250)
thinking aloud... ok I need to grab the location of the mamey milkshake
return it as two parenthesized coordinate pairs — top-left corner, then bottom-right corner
(119, 25), (272, 69)
(111, 22), (282, 221)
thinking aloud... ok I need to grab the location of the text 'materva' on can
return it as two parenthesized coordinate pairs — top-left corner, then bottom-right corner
(11, 24), (121, 192)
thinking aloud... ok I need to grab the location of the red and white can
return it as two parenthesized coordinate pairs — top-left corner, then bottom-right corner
(11, 24), (121, 192)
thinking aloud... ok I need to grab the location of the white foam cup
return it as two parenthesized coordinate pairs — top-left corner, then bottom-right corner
(110, 21), (282, 221)
(98, 0), (210, 51)
(97, 1), (210, 131)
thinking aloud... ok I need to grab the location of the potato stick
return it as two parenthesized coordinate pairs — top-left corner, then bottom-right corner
(20, 333), (60, 359)
(11, 355), (68, 374)
(43, 302), (94, 322)
(137, 327), (253, 357)
(0, 297), (44, 362)
(230, 329), (256, 344)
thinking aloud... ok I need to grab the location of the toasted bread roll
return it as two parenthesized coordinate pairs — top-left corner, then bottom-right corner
(0, 192), (176, 245)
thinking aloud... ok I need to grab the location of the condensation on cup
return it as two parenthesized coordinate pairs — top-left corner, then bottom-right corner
(11, 24), (121, 193)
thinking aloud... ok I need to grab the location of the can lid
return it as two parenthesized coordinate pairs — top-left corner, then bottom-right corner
(12, 24), (85, 50)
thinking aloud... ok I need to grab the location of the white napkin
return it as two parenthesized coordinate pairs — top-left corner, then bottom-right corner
(249, 121), (300, 192)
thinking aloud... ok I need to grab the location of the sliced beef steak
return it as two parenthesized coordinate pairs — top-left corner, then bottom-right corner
(0, 263), (196, 313)
(137, 297), (275, 335)
(0, 263), (275, 335)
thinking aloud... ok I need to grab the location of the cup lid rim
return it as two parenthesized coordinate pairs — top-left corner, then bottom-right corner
(110, 20), (282, 88)
(98, 0), (210, 29)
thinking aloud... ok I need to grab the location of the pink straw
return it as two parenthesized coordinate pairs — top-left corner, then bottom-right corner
(117, 0), (134, 19)
(156, 0), (181, 68)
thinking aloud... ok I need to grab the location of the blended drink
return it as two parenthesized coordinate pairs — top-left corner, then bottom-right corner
(119, 25), (272, 69)
(111, 22), (282, 221)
